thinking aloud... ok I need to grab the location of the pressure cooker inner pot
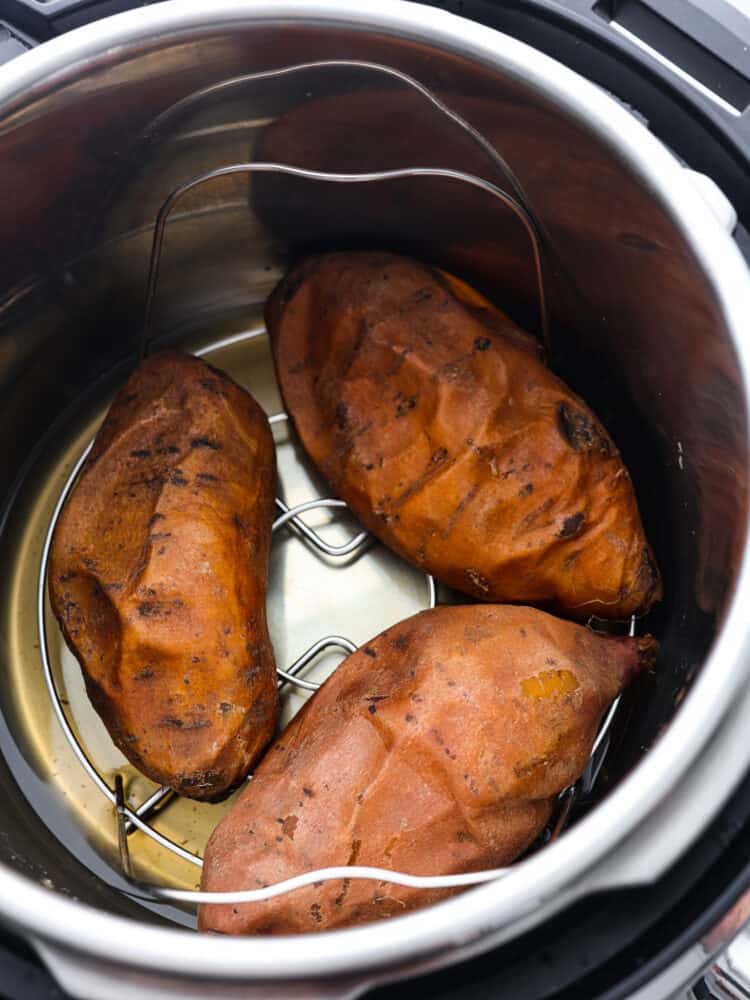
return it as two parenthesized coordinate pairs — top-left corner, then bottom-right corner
(0, 19), (746, 934)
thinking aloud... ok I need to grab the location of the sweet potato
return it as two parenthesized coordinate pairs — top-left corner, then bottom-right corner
(267, 252), (661, 619)
(49, 351), (278, 801)
(199, 605), (655, 934)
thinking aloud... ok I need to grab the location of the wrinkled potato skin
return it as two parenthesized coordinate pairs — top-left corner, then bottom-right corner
(267, 253), (661, 619)
(49, 352), (279, 801)
(199, 605), (655, 934)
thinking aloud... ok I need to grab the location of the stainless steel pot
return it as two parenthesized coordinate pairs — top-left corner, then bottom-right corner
(1, 2), (750, 997)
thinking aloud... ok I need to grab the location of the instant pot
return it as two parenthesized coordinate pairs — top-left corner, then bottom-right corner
(1, 0), (750, 998)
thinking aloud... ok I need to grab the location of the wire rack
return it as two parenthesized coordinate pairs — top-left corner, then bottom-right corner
(36, 57), (634, 912)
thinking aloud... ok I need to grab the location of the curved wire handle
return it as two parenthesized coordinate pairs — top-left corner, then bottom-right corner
(140, 163), (549, 358)
(135, 58), (536, 228)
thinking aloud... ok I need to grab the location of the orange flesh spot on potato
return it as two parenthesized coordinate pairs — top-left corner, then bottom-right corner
(521, 669), (579, 699)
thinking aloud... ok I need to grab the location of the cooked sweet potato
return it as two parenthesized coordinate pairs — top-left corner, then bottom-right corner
(199, 605), (655, 934)
(267, 252), (661, 619)
(49, 351), (278, 801)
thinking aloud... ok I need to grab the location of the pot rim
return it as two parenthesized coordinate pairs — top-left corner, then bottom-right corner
(1, 0), (750, 981)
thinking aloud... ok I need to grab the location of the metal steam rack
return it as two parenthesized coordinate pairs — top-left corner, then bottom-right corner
(36, 57), (634, 912)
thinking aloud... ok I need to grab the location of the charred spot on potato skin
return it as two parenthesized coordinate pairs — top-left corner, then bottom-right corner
(197, 473), (218, 482)
(518, 483), (534, 498)
(367, 704), (377, 715)
(303, 787), (314, 798)
(310, 903), (323, 924)
(463, 773), (480, 795)
(219, 702), (233, 714)
(335, 878), (353, 908)
(391, 634), (408, 652)
(182, 719), (212, 730)
(199, 377), (226, 396)
(130, 480), (156, 493)
(557, 403), (612, 455)
(233, 513), (250, 538)
(58, 571), (77, 583)
(395, 395), (417, 417)
(191, 437), (221, 451)
(130, 449), (151, 459)
(134, 666), (155, 681)
(335, 402), (349, 430)
(137, 601), (169, 618)
(363, 646), (377, 658)
(558, 512), (585, 538)
(473, 337), (491, 351)
(155, 445), (180, 456)
(159, 717), (184, 728)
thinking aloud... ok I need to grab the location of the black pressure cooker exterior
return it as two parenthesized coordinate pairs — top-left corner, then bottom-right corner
(0, 1), (748, 998)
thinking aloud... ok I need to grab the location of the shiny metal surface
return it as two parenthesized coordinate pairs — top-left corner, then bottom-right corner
(0, 0), (748, 996)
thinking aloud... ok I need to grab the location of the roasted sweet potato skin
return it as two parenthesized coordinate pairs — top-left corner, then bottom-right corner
(199, 605), (655, 934)
(267, 252), (661, 619)
(49, 352), (278, 801)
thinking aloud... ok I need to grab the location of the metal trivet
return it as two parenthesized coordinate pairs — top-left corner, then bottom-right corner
(36, 60), (634, 910)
